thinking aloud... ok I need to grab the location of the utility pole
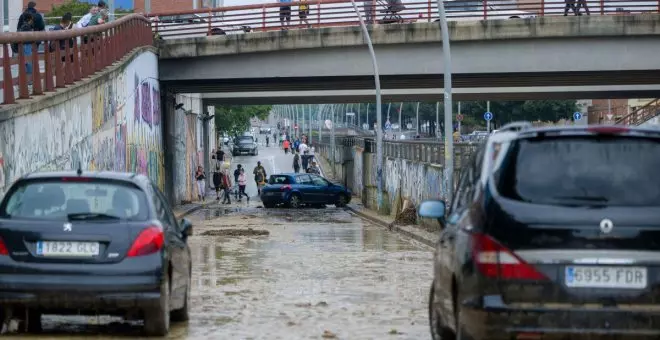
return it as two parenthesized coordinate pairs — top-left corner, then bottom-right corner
(437, 0), (455, 205)
(331, 105), (336, 178)
(398, 102), (403, 134)
(486, 101), (491, 134)
(416, 102), (420, 135)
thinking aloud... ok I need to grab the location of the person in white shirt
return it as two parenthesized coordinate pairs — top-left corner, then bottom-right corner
(298, 142), (309, 154)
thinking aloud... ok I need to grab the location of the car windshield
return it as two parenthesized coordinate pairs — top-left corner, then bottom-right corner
(0, 179), (150, 220)
(496, 136), (660, 207)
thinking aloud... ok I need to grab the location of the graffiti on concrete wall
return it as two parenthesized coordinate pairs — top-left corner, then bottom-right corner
(0, 152), (4, 193)
(0, 51), (164, 196)
(384, 158), (445, 212)
(352, 147), (363, 197)
(183, 114), (200, 201)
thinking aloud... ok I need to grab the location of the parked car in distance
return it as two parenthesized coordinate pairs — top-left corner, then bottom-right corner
(260, 173), (351, 208)
(232, 136), (258, 156)
(0, 170), (193, 336)
(423, 124), (660, 340)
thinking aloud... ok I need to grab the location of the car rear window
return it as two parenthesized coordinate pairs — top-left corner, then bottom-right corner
(496, 136), (660, 207)
(0, 179), (149, 220)
(269, 175), (292, 185)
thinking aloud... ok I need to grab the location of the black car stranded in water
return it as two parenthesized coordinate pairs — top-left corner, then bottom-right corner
(0, 170), (193, 336)
(422, 125), (660, 340)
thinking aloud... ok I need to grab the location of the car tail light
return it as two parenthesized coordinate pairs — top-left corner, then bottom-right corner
(61, 177), (91, 182)
(0, 237), (8, 256)
(281, 185), (292, 191)
(587, 126), (628, 134)
(471, 233), (545, 280)
(127, 226), (164, 257)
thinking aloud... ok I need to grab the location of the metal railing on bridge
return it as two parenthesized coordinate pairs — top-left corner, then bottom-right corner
(2, 0), (659, 106)
(147, 0), (660, 39)
(317, 135), (479, 168)
(615, 99), (660, 126)
(0, 14), (152, 106)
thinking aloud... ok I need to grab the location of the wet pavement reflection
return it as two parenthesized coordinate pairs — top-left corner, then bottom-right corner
(6, 205), (433, 339)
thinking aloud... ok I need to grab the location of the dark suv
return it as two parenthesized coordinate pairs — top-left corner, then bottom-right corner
(420, 125), (660, 340)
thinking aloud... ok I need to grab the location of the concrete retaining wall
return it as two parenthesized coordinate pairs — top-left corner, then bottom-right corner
(316, 143), (449, 217)
(0, 47), (209, 204)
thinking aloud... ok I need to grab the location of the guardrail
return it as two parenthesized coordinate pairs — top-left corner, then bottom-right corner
(317, 135), (479, 167)
(147, 0), (660, 39)
(616, 98), (660, 126)
(0, 14), (152, 106)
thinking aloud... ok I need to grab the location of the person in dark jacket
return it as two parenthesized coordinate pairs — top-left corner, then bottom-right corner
(17, 2), (45, 33)
(50, 13), (74, 62)
(212, 166), (223, 201)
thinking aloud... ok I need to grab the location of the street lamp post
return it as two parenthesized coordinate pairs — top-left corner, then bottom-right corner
(349, 0), (384, 212)
(437, 0), (454, 204)
(416, 102), (420, 135)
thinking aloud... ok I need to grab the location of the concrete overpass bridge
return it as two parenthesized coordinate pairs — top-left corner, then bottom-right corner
(1, 4), (660, 201)
(158, 14), (660, 104)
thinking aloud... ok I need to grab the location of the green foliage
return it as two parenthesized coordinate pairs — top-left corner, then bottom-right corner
(45, 0), (90, 24)
(215, 105), (272, 136)
(45, 0), (134, 25)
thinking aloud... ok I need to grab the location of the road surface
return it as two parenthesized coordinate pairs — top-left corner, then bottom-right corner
(2, 142), (434, 339)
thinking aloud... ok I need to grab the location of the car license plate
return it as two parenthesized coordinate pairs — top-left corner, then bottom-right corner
(565, 266), (647, 289)
(36, 241), (100, 257)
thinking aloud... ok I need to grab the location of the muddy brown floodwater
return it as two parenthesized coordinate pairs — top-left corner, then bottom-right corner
(5, 205), (434, 340)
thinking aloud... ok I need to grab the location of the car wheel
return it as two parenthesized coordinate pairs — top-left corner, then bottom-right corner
(335, 194), (348, 208)
(288, 194), (302, 209)
(170, 278), (190, 322)
(144, 278), (170, 336)
(429, 283), (455, 340)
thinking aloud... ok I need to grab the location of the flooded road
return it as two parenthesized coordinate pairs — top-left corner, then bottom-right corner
(4, 145), (434, 339)
(6, 205), (433, 340)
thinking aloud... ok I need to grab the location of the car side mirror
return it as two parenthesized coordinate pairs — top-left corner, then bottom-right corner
(418, 200), (446, 225)
(180, 218), (193, 238)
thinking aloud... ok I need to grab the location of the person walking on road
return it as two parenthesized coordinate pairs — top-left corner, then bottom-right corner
(283, 139), (291, 154)
(221, 169), (232, 204)
(293, 152), (301, 173)
(233, 164), (242, 199)
(237, 168), (250, 202)
(212, 166), (223, 201)
(266, 135), (270, 147)
(253, 161), (268, 195)
(195, 166), (206, 201)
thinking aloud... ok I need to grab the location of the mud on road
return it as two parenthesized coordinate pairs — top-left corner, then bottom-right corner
(5, 205), (433, 340)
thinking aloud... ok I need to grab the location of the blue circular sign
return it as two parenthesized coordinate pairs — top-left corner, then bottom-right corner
(484, 112), (493, 121)
(573, 112), (582, 121)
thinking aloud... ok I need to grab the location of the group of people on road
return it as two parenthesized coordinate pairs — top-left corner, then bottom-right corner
(14, 1), (109, 82)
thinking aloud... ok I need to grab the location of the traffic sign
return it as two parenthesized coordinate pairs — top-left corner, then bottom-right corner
(385, 120), (392, 130)
(484, 112), (493, 121)
(456, 114), (464, 122)
(573, 112), (582, 121)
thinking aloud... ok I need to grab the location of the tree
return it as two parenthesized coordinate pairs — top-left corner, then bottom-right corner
(215, 105), (272, 136)
(45, 0), (134, 25)
(46, 0), (91, 24)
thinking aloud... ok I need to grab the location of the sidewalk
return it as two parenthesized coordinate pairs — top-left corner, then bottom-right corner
(315, 153), (436, 248)
(346, 202), (437, 248)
